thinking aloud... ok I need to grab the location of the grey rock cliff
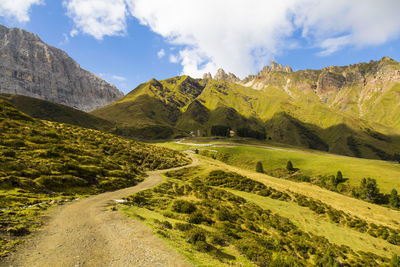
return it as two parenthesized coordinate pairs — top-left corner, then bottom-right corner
(0, 25), (124, 111)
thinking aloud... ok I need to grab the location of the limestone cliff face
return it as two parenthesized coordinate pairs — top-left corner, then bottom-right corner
(0, 25), (124, 111)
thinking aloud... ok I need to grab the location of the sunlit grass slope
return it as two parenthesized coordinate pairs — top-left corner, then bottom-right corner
(209, 145), (400, 193)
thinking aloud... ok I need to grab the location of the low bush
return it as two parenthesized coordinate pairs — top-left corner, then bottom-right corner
(186, 228), (206, 244)
(174, 222), (193, 231)
(172, 199), (196, 214)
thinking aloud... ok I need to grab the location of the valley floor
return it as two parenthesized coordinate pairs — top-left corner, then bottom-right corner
(1, 154), (198, 267)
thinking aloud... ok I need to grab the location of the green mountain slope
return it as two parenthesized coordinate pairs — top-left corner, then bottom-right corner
(0, 94), (115, 132)
(92, 58), (400, 159)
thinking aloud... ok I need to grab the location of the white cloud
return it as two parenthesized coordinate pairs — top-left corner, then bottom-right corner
(127, 0), (294, 78)
(169, 54), (179, 64)
(293, 0), (400, 55)
(111, 74), (127, 82)
(125, 0), (400, 78)
(63, 0), (128, 40)
(157, 49), (165, 59)
(0, 0), (43, 23)
(60, 0), (400, 77)
(69, 29), (78, 37)
(316, 35), (351, 57)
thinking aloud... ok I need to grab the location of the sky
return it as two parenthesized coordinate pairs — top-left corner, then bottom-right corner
(1, 0), (400, 94)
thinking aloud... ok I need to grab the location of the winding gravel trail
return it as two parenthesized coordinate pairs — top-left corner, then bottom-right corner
(2, 154), (198, 267)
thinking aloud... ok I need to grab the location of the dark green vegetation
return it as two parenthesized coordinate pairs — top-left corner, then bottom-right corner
(123, 167), (397, 266)
(201, 148), (400, 210)
(255, 161), (264, 173)
(0, 94), (115, 132)
(0, 99), (190, 256)
(92, 58), (400, 160)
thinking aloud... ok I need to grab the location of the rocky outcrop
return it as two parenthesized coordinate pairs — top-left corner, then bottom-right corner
(202, 72), (212, 79)
(214, 68), (240, 82)
(0, 25), (123, 111)
(214, 68), (228, 81)
(257, 61), (293, 76)
(317, 71), (346, 94)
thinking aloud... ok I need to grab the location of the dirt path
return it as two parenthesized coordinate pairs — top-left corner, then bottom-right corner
(176, 139), (352, 158)
(2, 154), (198, 267)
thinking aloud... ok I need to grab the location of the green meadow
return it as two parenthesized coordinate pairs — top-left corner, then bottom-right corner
(209, 145), (400, 193)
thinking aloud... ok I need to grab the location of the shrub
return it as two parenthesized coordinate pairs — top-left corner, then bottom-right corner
(2, 150), (16, 157)
(4, 139), (25, 148)
(194, 241), (211, 252)
(35, 175), (88, 190)
(209, 232), (228, 246)
(186, 228), (206, 244)
(216, 207), (234, 222)
(156, 220), (172, 229)
(174, 223), (193, 231)
(172, 199), (196, 214)
(7, 225), (30, 236)
(188, 212), (212, 224)
(129, 192), (149, 207)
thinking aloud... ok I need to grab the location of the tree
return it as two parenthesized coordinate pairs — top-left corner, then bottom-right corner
(336, 171), (344, 183)
(256, 161), (264, 173)
(332, 171), (344, 186)
(360, 177), (380, 203)
(389, 189), (400, 208)
(211, 125), (230, 137)
(286, 161), (294, 172)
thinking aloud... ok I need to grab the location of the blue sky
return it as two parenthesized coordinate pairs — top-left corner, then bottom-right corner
(1, 0), (400, 94)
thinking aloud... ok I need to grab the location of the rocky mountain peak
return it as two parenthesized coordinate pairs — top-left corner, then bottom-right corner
(0, 24), (123, 112)
(213, 68), (240, 83)
(381, 56), (394, 62)
(270, 61), (293, 73)
(202, 72), (212, 79)
(214, 68), (228, 80)
(257, 61), (293, 77)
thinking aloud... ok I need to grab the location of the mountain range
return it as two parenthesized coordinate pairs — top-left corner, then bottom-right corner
(1, 25), (400, 160)
(92, 57), (400, 160)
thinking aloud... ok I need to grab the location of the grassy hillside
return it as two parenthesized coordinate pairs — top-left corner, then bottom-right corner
(0, 94), (115, 132)
(0, 99), (190, 256)
(121, 165), (400, 266)
(155, 138), (400, 212)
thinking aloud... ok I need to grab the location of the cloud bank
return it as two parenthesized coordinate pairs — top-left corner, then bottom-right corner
(63, 0), (128, 40)
(0, 0), (43, 23)
(127, 0), (400, 77)
(3, 0), (400, 77)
